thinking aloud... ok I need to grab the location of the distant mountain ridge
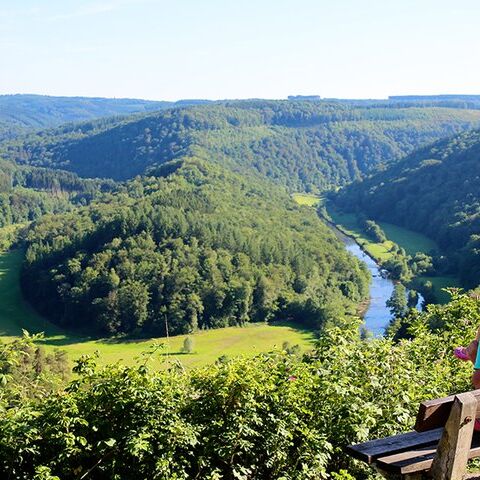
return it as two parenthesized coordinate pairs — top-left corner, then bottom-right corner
(0, 94), (212, 141)
(3, 100), (480, 190)
(0, 94), (215, 127)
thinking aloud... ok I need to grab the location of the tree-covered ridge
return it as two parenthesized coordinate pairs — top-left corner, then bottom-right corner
(21, 159), (369, 336)
(0, 94), (212, 132)
(0, 157), (115, 228)
(3, 101), (480, 190)
(332, 128), (480, 288)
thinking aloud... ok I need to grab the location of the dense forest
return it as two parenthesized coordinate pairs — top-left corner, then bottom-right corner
(21, 159), (369, 336)
(332, 128), (480, 288)
(1, 99), (480, 335)
(0, 95), (214, 145)
(0, 157), (115, 228)
(3, 101), (480, 191)
(0, 94), (214, 137)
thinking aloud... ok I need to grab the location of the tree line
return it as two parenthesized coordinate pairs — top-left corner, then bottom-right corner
(1, 292), (479, 478)
(2, 100), (480, 190)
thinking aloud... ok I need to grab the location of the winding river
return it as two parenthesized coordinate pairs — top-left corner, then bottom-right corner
(332, 227), (423, 336)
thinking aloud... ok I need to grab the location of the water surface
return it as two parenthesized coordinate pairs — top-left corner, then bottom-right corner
(332, 227), (422, 336)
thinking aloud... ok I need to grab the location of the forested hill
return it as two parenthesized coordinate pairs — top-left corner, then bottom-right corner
(0, 155), (117, 237)
(0, 94), (211, 141)
(332, 128), (480, 287)
(22, 159), (370, 336)
(4, 100), (480, 191)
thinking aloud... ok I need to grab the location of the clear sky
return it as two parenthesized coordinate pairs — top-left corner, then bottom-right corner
(1, 0), (479, 101)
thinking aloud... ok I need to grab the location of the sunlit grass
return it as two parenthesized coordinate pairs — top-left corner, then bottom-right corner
(326, 207), (438, 261)
(325, 204), (461, 304)
(292, 193), (321, 207)
(0, 249), (316, 368)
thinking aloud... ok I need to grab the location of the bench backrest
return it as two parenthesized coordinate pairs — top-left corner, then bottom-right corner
(415, 389), (480, 432)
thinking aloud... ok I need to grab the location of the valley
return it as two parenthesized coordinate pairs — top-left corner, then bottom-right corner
(2, 94), (480, 478)
(4, 1), (480, 476)
(0, 98), (477, 354)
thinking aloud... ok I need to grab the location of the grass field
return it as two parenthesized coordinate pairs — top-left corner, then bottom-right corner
(0, 250), (316, 369)
(291, 193), (321, 207)
(326, 207), (439, 262)
(378, 222), (438, 256)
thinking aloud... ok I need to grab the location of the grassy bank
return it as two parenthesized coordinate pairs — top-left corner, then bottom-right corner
(292, 195), (460, 305)
(324, 206), (460, 304)
(0, 249), (316, 368)
(325, 208), (438, 261)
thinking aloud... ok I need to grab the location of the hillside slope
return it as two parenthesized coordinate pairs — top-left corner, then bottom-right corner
(21, 158), (369, 336)
(333, 128), (480, 287)
(3, 101), (480, 190)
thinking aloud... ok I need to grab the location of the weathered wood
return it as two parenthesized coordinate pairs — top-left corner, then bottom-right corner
(375, 433), (480, 475)
(376, 469), (426, 480)
(346, 428), (443, 464)
(429, 392), (476, 480)
(376, 446), (439, 474)
(347, 390), (480, 479)
(415, 389), (480, 432)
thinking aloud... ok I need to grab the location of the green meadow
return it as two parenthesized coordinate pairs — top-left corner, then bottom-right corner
(325, 207), (438, 260)
(291, 193), (321, 207)
(377, 222), (437, 256)
(0, 249), (316, 368)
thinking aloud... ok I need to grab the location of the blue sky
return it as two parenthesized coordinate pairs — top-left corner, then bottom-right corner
(1, 0), (479, 100)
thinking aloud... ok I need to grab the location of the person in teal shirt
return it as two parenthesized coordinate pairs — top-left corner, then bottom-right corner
(455, 333), (480, 430)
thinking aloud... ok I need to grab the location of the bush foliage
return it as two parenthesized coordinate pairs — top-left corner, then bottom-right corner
(1, 292), (479, 479)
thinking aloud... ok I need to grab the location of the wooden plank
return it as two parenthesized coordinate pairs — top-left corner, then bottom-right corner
(430, 392), (476, 480)
(415, 389), (480, 432)
(376, 432), (480, 475)
(345, 428), (443, 464)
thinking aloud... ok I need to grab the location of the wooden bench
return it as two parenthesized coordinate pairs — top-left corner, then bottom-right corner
(346, 390), (480, 479)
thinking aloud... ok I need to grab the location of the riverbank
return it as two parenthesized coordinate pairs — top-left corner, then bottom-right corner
(329, 223), (398, 335)
(322, 203), (460, 304)
(292, 193), (460, 305)
(324, 207), (437, 263)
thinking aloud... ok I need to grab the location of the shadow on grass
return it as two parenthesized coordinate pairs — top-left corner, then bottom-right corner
(268, 320), (319, 339)
(34, 321), (318, 348)
(36, 333), (164, 348)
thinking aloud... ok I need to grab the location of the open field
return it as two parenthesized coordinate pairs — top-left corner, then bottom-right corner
(0, 249), (316, 368)
(291, 193), (321, 206)
(325, 208), (440, 261)
(378, 222), (438, 256)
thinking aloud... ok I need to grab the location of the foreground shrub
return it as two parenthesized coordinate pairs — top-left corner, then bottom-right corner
(1, 293), (479, 479)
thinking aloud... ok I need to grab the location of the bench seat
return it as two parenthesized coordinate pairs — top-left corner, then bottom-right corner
(348, 430), (480, 476)
(346, 428), (443, 464)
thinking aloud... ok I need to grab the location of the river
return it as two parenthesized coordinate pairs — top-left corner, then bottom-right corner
(332, 226), (423, 336)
